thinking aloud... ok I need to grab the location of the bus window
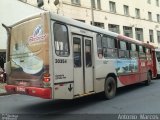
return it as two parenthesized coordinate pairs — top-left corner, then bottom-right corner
(131, 43), (136, 51)
(96, 34), (103, 58)
(102, 36), (108, 47)
(146, 48), (152, 60)
(130, 43), (138, 58)
(73, 37), (81, 67)
(143, 47), (146, 53)
(118, 41), (129, 58)
(102, 36), (108, 58)
(139, 46), (146, 60)
(139, 45), (142, 51)
(156, 51), (160, 62)
(146, 48), (151, 54)
(103, 36), (117, 58)
(54, 23), (69, 57)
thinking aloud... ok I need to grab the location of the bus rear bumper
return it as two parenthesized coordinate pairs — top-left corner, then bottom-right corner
(5, 85), (52, 99)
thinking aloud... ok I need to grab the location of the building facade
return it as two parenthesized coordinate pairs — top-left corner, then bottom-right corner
(20, 0), (160, 47)
(0, 0), (43, 67)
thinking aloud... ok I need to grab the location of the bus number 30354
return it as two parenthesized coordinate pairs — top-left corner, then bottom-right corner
(55, 59), (67, 63)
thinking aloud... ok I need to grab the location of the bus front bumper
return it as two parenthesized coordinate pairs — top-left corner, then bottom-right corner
(5, 85), (52, 99)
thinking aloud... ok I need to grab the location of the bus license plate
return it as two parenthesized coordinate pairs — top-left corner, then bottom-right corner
(17, 86), (25, 92)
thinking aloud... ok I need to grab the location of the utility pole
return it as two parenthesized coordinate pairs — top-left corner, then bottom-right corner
(91, 0), (94, 26)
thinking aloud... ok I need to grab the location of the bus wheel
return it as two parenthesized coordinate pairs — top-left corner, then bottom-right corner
(104, 77), (116, 99)
(145, 72), (151, 86)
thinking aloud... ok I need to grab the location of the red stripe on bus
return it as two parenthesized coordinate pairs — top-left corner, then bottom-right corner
(5, 85), (52, 99)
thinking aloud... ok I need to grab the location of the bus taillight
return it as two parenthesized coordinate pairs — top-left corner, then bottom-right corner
(43, 77), (50, 82)
(43, 73), (50, 82)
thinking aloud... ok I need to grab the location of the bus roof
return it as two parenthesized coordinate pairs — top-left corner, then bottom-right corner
(118, 34), (155, 49)
(8, 11), (118, 37)
(117, 35), (142, 45)
(7, 11), (155, 50)
(50, 12), (118, 37)
(50, 12), (155, 49)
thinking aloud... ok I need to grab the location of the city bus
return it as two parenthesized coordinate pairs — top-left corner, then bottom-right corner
(3, 11), (156, 100)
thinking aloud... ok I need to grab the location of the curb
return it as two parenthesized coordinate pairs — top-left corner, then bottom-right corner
(0, 92), (11, 96)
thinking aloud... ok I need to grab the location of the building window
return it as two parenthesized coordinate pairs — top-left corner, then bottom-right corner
(91, 0), (96, 8)
(124, 5), (129, 16)
(123, 26), (133, 38)
(156, 0), (159, 6)
(147, 0), (151, 4)
(97, 0), (101, 9)
(71, 0), (80, 5)
(157, 31), (160, 44)
(91, 22), (104, 28)
(149, 30), (154, 43)
(135, 28), (143, 41)
(148, 12), (152, 21)
(135, 8), (140, 18)
(157, 14), (160, 22)
(108, 24), (120, 33)
(109, 1), (116, 13)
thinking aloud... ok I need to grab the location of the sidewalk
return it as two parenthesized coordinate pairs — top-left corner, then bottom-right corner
(0, 83), (8, 96)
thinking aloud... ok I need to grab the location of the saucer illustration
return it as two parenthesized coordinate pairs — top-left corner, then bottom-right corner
(12, 43), (43, 74)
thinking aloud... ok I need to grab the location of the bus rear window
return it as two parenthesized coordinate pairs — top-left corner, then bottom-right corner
(54, 23), (70, 57)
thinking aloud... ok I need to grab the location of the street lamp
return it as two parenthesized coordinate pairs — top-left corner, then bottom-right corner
(37, 0), (44, 7)
(54, 0), (60, 14)
(91, 0), (94, 26)
(54, 0), (59, 5)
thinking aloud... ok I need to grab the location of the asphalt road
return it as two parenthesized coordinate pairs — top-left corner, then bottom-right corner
(0, 79), (160, 120)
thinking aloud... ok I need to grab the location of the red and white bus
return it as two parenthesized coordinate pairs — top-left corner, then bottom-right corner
(3, 12), (156, 100)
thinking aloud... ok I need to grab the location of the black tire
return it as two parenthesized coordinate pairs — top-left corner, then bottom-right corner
(156, 74), (160, 79)
(145, 72), (151, 86)
(104, 77), (116, 99)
